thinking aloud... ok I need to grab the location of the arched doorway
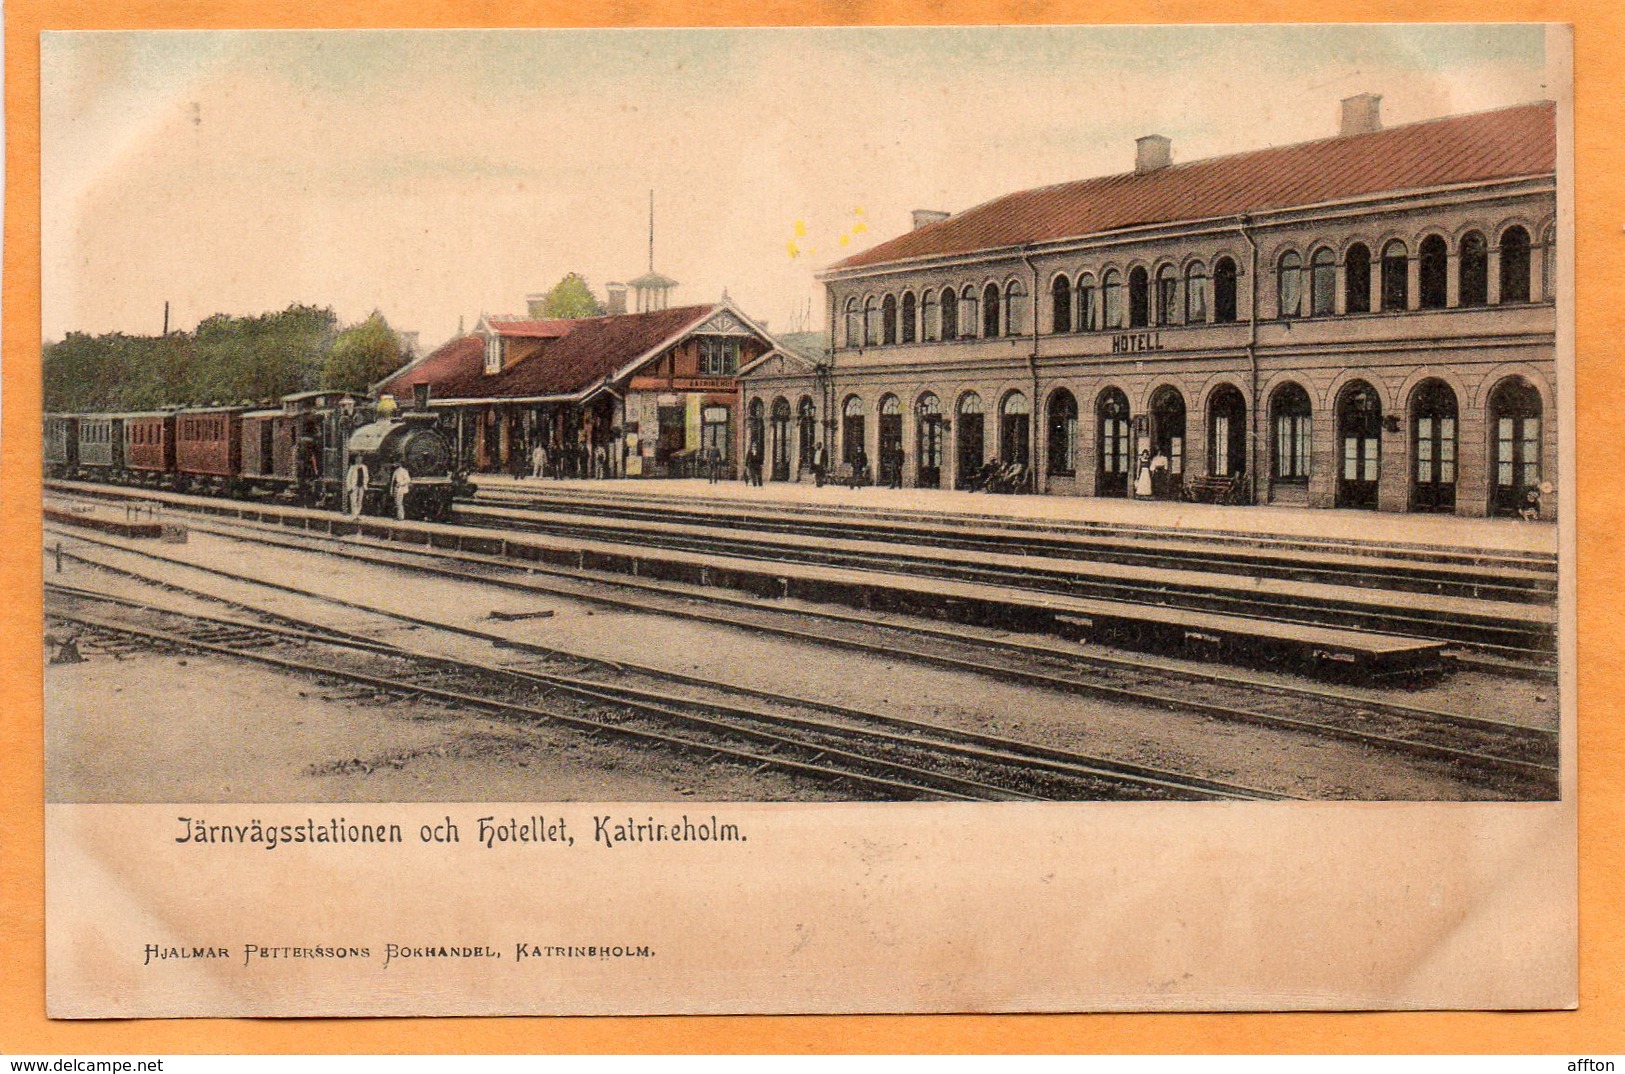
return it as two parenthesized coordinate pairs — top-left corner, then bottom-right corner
(1337, 380), (1382, 509)
(1096, 388), (1131, 498)
(1410, 380), (1457, 512)
(1047, 389), (1078, 478)
(955, 392), (985, 489)
(769, 397), (792, 482)
(1207, 385), (1247, 479)
(747, 397), (765, 472)
(796, 397), (817, 477)
(1148, 386), (1186, 499)
(1269, 382), (1312, 500)
(915, 393), (943, 489)
(1489, 376), (1543, 516)
(841, 395), (866, 467)
(878, 395), (903, 486)
(1000, 391), (1031, 471)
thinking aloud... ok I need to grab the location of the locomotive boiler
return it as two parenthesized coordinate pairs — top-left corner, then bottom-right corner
(343, 411), (463, 522)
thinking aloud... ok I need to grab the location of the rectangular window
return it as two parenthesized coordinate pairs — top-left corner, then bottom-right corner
(1186, 276), (1208, 323)
(1416, 417), (1433, 482)
(1212, 415), (1230, 475)
(1498, 417), (1515, 485)
(1522, 418), (1541, 487)
(1279, 269), (1302, 318)
(1079, 287), (1097, 331)
(1344, 437), (1358, 481)
(1170, 437), (1184, 475)
(1440, 418), (1456, 483)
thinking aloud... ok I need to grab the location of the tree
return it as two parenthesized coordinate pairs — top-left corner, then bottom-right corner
(536, 273), (605, 319)
(323, 311), (403, 392)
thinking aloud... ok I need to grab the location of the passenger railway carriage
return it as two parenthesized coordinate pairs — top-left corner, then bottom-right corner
(741, 96), (1560, 519)
(44, 390), (466, 521)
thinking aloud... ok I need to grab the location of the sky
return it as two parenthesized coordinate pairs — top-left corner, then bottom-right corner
(41, 25), (1557, 349)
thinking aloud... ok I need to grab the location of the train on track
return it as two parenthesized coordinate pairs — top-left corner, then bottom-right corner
(44, 390), (469, 522)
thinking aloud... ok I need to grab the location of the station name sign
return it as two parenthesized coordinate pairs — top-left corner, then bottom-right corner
(1111, 331), (1165, 354)
(628, 376), (737, 392)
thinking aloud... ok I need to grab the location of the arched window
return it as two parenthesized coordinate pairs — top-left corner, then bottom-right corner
(1381, 240), (1409, 311)
(1542, 224), (1557, 301)
(1102, 269), (1124, 329)
(1096, 388), (1132, 497)
(1459, 232), (1489, 307)
(940, 288), (958, 340)
(922, 289), (939, 341)
(955, 392), (985, 488)
(1310, 248), (1336, 316)
(1000, 391), (1031, 468)
(1004, 279), (1027, 336)
(1411, 379), (1458, 512)
(797, 396), (817, 472)
(915, 392), (943, 488)
(1500, 225), (1531, 303)
(1271, 382), (1312, 482)
(1489, 376), (1543, 515)
(982, 282), (1001, 338)
(1128, 266), (1150, 328)
(1277, 251), (1302, 319)
(960, 286), (979, 338)
(1050, 275), (1072, 334)
(1046, 389), (1078, 476)
(1185, 262), (1209, 323)
(881, 294), (898, 345)
(1419, 235), (1448, 309)
(769, 397), (792, 482)
(1345, 243), (1372, 314)
(1213, 258), (1238, 323)
(862, 296), (879, 346)
(1155, 265), (1178, 325)
(843, 298), (860, 348)
(1077, 274), (1098, 331)
(900, 292), (917, 344)
(1208, 385), (1247, 479)
(841, 395), (867, 467)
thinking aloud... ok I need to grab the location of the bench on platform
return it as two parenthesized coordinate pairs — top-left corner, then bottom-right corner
(1182, 472), (1247, 506)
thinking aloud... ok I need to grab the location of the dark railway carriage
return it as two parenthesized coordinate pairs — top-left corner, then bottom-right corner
(123, 412), (176, 479)
(76, 415), (125, 475)
(240, 408), (301, 488)
(45, 415), (79, 476)
(174, 406), (244, 489)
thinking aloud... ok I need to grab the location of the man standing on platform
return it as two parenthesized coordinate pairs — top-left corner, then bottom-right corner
(811, 441), (827, 488)
(390, 463), (412, 521)
(346, 458), (369, 518)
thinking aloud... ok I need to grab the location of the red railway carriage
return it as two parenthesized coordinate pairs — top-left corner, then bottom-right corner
(123, 412), (176, 476)
(174, 406), (244, 482)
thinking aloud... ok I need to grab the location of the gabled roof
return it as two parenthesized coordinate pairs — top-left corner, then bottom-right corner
(379, 304), (724, 403)
(830, 101), (1556, 273)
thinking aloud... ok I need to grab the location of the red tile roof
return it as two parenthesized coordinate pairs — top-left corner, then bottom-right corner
(381, 304), (717, 402)
(831, 102), (1556, 272)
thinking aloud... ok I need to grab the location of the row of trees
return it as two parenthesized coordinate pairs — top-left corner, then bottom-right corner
(43, 306), (404, 413)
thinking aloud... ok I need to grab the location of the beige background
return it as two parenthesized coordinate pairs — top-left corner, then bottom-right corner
(4, 0), (1615, 1054)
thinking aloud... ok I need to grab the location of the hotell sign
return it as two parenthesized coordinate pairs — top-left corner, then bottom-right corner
(1111, 331), (1165, 354)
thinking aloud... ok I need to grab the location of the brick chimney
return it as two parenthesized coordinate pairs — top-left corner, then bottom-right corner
(1340, 93), (1382, 136)
(1135, 135), (1172, 174)
(606, 282), (628, 317)
(912, 209), (950, 230)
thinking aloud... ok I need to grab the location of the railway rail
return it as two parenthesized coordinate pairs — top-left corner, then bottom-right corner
(45, 500), (1560, 796)
(45, 578), (1285, 804)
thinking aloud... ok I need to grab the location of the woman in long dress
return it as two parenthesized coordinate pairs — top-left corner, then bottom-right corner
(1133, 449), (1153, 498)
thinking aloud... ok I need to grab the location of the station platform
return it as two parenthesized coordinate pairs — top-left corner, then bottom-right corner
(474, 475), (1557, 558)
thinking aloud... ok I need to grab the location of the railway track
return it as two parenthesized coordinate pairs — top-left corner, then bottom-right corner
(45, 506), (1560, 796)
(45, 578), (1288, 804)
(453, 499), (1555, 660)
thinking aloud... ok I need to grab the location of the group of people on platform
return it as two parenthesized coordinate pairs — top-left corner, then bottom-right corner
(526, 441), (611, 481)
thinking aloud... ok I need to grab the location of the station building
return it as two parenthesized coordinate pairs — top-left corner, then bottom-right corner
(379, 288), (781, 478)
(741, 96), (1560, 517)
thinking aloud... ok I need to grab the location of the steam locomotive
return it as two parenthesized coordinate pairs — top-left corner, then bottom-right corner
(45, 390), (468, 522)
